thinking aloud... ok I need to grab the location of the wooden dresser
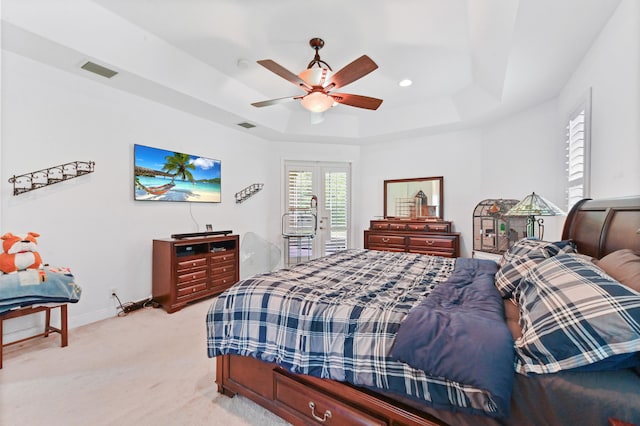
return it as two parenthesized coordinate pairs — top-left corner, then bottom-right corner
(152, 234), (239, 313)
(364, 219), (460, 257)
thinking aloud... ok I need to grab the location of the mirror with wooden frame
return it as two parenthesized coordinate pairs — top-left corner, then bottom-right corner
(384, 176), (444, 219)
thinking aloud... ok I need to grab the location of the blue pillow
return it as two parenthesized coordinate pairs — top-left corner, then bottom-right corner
(495, 253), (547, 298)
(499, 238), (575, 267)
(514, 254), (640, 374)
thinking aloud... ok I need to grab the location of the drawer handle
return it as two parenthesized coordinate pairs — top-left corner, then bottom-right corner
(381, 237), (389, 243)
(192, 288), (196, 293)
(425, 240), (434, 245)
(308, 402), (331, 423)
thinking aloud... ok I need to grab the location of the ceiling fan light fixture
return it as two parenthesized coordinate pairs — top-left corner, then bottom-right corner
(300, 91), (334, 113)
(298, 67), (333, 86)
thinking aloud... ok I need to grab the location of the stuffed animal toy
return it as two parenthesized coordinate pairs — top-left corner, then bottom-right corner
(0, 232), (43, 274)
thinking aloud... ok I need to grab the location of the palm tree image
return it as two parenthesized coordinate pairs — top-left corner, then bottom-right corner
(162, 152), (196, 183)
(134, 145), (221, 202)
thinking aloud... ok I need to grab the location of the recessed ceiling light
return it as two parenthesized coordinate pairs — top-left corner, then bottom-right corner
(399, 79), (413, 87)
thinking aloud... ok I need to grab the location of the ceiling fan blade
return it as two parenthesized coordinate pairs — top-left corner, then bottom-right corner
(330, 93), (383, 110)
(324, 55), (378, 91)
(257, 60), (312, 91)
(251, 96), (301, 108)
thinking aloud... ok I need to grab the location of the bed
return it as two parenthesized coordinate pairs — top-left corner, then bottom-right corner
(207, 196), (640, 426)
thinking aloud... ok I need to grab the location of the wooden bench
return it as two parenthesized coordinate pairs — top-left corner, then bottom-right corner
(0, 304), (68, 369)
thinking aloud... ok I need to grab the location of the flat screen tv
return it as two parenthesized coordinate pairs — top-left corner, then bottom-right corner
(134, 144), (221, 203)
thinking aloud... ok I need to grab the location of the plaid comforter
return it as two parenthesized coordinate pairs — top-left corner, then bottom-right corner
(207, 249), (505, 416)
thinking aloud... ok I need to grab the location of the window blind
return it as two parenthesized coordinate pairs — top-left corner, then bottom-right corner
(565, 91), (591, 211)
(324, 171), (348, 254)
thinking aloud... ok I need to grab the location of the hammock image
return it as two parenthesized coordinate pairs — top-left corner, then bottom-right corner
(135, 178), (175, 195)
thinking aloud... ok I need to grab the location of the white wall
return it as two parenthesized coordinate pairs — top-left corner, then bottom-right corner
(0, 52), (274, 337)
(558, 0), (640, 198)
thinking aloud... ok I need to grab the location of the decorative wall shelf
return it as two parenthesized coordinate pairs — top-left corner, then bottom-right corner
(235, 183), (264, 204)
(8, 161), (95, 196)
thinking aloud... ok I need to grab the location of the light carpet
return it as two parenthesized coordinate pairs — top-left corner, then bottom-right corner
(0, 299), (289, 426)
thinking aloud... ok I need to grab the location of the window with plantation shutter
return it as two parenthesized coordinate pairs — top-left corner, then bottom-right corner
(565, 90), (591, 211)
(324, 171), (348, 255)
(287, 170), (313, 212)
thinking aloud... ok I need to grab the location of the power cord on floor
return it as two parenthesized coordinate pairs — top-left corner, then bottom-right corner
(113, 293), (159, 317)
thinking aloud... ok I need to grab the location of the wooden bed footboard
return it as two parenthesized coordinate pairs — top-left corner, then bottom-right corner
(216, 354), (446, 426)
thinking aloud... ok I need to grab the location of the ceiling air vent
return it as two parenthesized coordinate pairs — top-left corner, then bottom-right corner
(237, 122), (256, 129)
(81, 61), (118, 79)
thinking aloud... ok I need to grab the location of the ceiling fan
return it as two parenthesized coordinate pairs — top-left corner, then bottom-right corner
(251, 38), (383, 113)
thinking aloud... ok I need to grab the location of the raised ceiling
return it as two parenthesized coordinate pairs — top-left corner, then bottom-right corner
(2, 0), (622, 144)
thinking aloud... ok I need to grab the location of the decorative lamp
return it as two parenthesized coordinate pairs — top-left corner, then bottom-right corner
(505, 192), (564, 240)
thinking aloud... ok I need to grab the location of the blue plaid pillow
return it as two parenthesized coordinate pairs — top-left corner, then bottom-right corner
(514, 254), (640, 374)
(499, 239), (576, 267)
(495, 253), (547, 298)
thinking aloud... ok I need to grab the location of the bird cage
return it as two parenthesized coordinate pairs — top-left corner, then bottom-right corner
(473, 199), (528, 254)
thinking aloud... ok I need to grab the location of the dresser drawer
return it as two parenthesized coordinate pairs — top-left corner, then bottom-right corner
(176, 257), (207, 272)
(211, 263), (235, 275)
(388, 223), (408, 231)
(425, 223), (451, 232)
(211, 251), (235, 264)
(407, 236), (455, 249)
(211, 271), (236, 288)
(406, 223), (428, 231)
(411, 248), (456, 257)
(368, 235), (405, 246)
(370, 222), (390, 230)
(177, 268), (208, 284)
(176, 281), (208, 299)
(274, 372), (386, 426)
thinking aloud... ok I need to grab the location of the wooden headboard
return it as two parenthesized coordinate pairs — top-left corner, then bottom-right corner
(562, 196), (640, 259)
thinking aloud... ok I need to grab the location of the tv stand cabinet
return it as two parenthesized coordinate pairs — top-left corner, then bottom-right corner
(152, 234), (239, 313)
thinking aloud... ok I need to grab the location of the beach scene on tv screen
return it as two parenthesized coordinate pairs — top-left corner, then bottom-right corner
(134, 145), (221, 202)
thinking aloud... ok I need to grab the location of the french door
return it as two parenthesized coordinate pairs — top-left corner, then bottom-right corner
(283, 161), (351, 263)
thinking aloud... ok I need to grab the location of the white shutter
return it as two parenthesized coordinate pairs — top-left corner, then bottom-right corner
(285, 170), (315, 252)
(287, 170), (313, 212)
(324, 171), (348, 254)
(565, 90), (591, 211)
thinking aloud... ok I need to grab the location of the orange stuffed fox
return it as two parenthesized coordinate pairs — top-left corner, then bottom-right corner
(0, 232), (43, 274)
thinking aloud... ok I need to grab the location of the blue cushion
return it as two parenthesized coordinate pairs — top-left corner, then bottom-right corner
(514, 254), (640, 374)
(495, 253), (547, 298)
(499, 238), (576, 267)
